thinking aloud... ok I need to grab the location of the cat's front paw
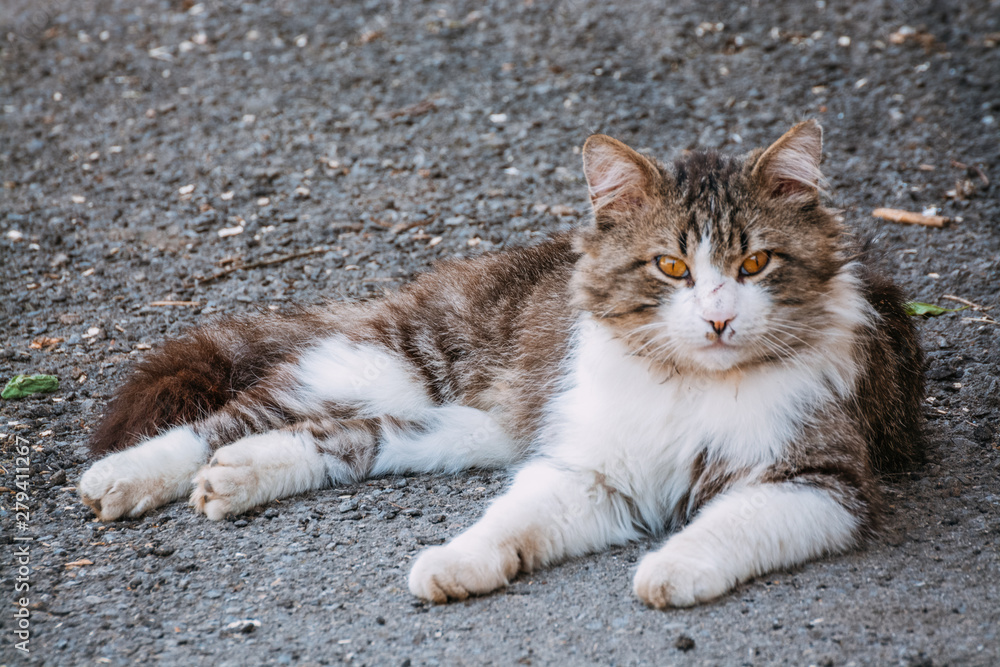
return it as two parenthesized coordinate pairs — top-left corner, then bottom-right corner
(632, 549), (731, 608)
(79, 428), (206, 521)
(409, 542), (515, 603)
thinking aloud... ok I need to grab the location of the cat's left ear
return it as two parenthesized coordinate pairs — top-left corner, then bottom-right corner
(582, 135), (661, 219)
(751, 120), (826, 203)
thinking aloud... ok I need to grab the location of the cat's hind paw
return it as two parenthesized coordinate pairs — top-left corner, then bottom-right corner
(79, 427), (207, 521)
(632, 549), (732, 608)
(79, 458), (166, 521)
(189, 432), (329, 520)
(190, 450), (260, 521)
(409, 543), (515, 603)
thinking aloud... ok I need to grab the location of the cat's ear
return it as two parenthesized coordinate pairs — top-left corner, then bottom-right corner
(752, 120), (825, 202)
(582, 135), (661, 218)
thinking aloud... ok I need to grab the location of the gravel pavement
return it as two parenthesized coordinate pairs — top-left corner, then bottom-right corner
(1, 0), (998, 665)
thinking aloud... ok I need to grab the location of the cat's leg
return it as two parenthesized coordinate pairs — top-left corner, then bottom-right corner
(190, 337), (521, 519)
(79, 334), (413, 521)
(632, 482), (861, 608)
(79, 426), (209, 521)
(371, 404), (520, 475)
(409, 460), (640, 602)
(190, 429), (331, 520)
(79, 382), (300, 521)
(191, 406), (521, 520)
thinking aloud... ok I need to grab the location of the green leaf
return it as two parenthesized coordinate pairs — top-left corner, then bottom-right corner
(904, 301), (970, 318)
(1, 374), (60, 400)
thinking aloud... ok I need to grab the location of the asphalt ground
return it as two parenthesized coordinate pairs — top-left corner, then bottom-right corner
(1, 0), (998, 665)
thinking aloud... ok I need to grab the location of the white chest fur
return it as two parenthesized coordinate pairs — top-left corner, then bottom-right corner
(541, 314), (861, 528)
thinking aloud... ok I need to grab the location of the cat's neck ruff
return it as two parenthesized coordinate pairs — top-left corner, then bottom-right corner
(551, 265), (871, 474)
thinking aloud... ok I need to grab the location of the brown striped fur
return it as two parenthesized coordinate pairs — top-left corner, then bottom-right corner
(89, 124), (924, 505)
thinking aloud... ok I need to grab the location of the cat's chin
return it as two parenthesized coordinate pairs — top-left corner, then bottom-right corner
(685, 344), (748, 374)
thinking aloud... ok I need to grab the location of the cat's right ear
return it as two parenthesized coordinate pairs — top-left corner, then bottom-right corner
(582, 135), (661, 221)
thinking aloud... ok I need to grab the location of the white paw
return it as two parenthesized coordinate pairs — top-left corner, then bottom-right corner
(408, 542), (516, 603)
(190, 431), (330, 520)
(79, 456), (166, 521)
(190, 449), (260, 521)
(632, 549), (732, 608)
(79, 427), (207, 521)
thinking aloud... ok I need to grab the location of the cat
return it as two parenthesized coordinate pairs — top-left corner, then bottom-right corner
(78, 120), (924, 608)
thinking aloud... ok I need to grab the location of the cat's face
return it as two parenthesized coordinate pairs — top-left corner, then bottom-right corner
(573, 122), (847, 375)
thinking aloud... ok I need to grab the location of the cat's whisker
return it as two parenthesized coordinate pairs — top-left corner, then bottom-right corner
(747, 333), (800, 365)
(631, 335), (676, 357)
(762, 322), (822, 354)
(765, 318), (822, 336)
(625, 325), (677, 357)
(643, 336), (685, 362)
(626, 322), (673, 342)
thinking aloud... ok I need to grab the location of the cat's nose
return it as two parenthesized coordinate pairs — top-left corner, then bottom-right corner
(706, 317), (733, 335)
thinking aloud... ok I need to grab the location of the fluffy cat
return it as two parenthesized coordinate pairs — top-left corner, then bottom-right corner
(78, 121), (924, 607)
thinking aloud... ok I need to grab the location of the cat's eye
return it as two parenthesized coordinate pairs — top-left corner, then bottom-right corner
(740, 252), (770, 277)
(656, 256), (689, 279)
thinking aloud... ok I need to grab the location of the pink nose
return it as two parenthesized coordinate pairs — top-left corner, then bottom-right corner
(706, 317), (734, 334)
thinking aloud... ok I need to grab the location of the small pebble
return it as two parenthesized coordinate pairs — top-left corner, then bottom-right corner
(972, 424), (994, 445)
(675, 635), (695, 652)
(339, 498), (359, 513)
(428, 514), (446, 524)
(224, 619), (260, 634)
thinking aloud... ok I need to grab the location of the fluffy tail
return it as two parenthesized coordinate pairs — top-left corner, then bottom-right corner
(89, 310), (334, 456)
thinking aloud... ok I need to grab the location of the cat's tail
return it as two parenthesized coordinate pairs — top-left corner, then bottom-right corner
(88, 309), (335, 456)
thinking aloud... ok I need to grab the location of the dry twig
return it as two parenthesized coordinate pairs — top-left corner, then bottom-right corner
(375, 98), (438, 120)
(941, 295), (992, 311)
(388, 217), (438, 234)
(188, 246), (332, 287)
(872, 207), (950, 228)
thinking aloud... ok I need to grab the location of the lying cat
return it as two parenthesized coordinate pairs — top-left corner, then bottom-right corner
(79, 121), (924, 607)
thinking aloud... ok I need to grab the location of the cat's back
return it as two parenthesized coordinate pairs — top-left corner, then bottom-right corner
(342, 234), (582, 438)
(356, 232), (580, 341)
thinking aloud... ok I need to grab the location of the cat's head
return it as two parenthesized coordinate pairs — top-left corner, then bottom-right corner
(572, 121), (851, 375)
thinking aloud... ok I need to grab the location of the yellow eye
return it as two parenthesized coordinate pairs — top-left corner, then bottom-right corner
(740, 252), (770, 276)
(657, 256), (689, 279)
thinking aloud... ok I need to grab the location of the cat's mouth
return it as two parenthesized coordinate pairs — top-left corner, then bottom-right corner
(702, 331), (736, 348)
(700, 339), (739, 357)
